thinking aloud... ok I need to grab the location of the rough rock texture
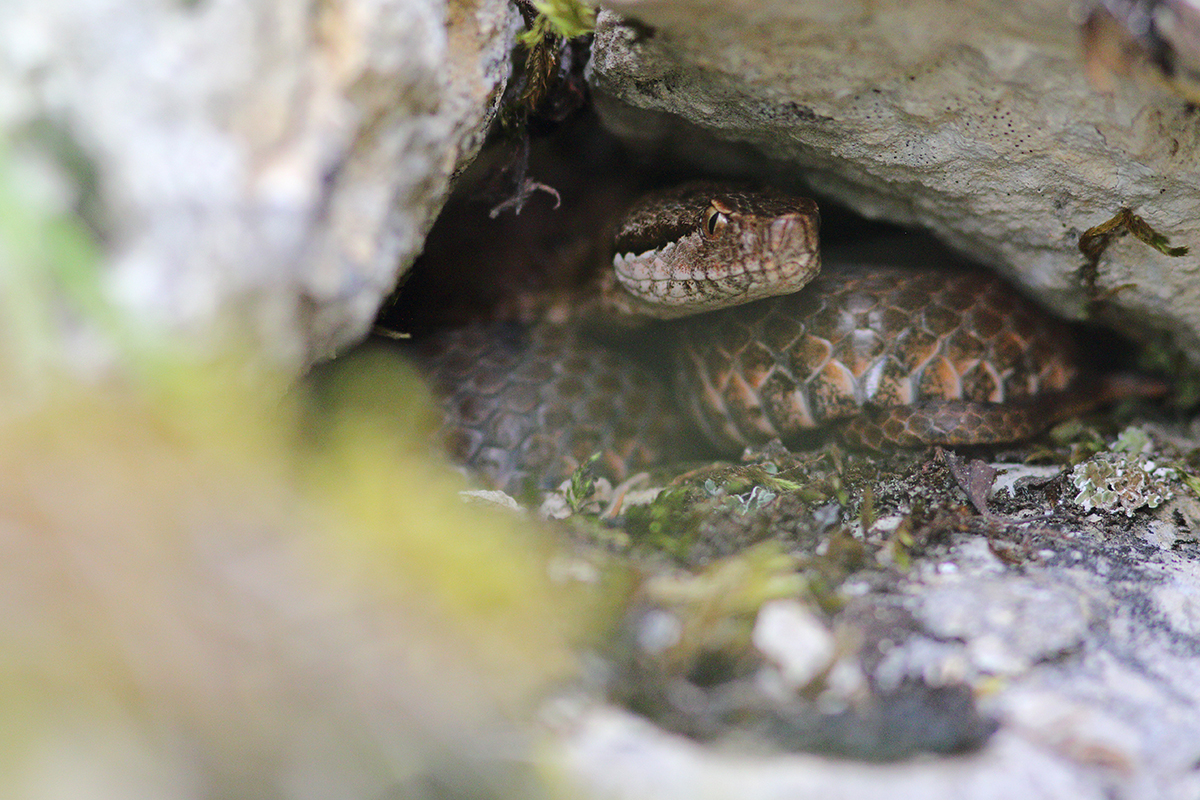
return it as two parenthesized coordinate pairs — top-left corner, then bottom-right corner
(554, 504), (1200, 799)
(589, 0), (1200, 363)
(0, 0), (517, 365)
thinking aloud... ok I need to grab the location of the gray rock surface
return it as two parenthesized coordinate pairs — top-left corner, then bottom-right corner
(0, 0), (516, 365)
(590, 0), (1200, 363)
(553, 508), (1200, 799)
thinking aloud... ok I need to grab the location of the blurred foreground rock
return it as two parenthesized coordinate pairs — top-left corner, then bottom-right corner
(550, 452), (1200, 800)
(0, 355), (580, 800)
(0, 0), (516, 365)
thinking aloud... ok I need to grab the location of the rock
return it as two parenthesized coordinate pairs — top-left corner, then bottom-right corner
(911, 540), (1093, 676)
(554, 706), (1102, 799)
(590, 0), (1200, 363)
(0, 0), (518, 366)
(554, 502), (1200, 799)
(752, 599), (836, 689)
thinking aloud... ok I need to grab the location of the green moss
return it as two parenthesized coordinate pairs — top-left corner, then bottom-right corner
(616, 463), (806, 560)
(1181, 471), (1200, 500)
(518, 0), (596, 47)
(624, 483), (704, 560)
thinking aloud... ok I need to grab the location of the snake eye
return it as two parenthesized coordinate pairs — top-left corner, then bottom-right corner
(703, 204), (729, 238)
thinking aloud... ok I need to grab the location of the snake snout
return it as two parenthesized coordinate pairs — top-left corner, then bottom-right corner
(756, 213), (822, 287)
(768, 211), (818, 254)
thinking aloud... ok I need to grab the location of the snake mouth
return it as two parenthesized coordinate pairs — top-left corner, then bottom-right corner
(612, 240), (677, 271)
(610, 213), (822, 314)
(608, 185), (823, 315)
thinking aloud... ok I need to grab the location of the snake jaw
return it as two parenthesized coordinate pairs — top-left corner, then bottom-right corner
(610, 186), (822, 317)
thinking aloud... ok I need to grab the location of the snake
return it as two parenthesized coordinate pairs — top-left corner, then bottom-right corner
(411, 182), (1164, 497)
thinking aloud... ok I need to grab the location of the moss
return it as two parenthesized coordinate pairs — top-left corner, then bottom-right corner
(618, 462), (813, 561)
(0, 141), (103, 387)
(518, 0), (596, 47)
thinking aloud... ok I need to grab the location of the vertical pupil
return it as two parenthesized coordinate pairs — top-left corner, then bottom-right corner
(706, 208), (720, 235)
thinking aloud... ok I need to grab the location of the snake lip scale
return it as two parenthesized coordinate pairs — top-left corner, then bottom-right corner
(608, 182), (822, 319)
(413, 182), (1167, 496)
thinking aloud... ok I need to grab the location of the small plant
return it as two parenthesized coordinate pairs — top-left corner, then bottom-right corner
(518, 0), (596, 47)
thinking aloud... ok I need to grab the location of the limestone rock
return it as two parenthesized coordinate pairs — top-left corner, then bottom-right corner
(554, 515), (1200, 799)
(590, 0), (1200, 362)
(0, 0), (517, 365)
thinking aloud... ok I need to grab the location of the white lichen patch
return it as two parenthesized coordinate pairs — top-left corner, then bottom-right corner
(1070, 452), (1178, 517)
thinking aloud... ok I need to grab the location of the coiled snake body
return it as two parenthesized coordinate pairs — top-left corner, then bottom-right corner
(414, 183), (1156, 496)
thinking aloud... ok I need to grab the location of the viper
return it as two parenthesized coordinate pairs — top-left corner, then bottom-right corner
(411, 182), (1166, 497)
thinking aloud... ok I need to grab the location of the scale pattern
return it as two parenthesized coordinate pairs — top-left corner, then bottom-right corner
(409, 185), (1164, 493)
(412, 322), (685, 497)
(672, 266), (1079, 452)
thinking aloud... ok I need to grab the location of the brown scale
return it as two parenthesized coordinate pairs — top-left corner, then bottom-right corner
(414, 263), (1160, 494)
(672, 265), (1090, 453)
(412, 322), (687, 498)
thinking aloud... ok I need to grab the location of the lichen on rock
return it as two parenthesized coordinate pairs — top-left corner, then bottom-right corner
(1070, 451), (1177, 516)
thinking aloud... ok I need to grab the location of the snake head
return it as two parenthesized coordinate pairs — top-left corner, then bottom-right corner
(611, 182), (821, 318)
